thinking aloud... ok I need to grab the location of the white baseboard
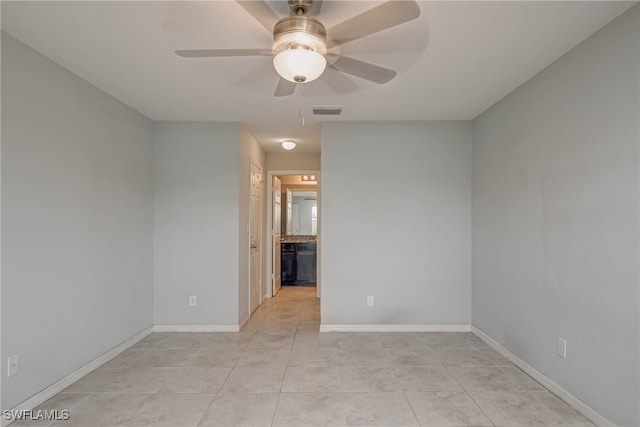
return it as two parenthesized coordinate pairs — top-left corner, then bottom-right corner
(239, 314), (251, 330)
(471, 326), (615, 427)
(2, 326), (154, 427)
(153, 324), (240, 332)
(319, 324), (471, 333)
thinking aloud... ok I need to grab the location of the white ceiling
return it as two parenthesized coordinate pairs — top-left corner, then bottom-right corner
(2, 1), (635, 153)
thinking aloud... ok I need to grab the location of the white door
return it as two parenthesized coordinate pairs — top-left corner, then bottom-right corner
(272, 177), (282, 296)
(285, 188), (293, 235)
(250, 162), (262, 314)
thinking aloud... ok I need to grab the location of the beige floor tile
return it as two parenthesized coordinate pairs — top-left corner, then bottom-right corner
(247, 333), (295, 350)
(470, 390), (593, 426)
(292, 333), (337, 350)
(385, 347), (442, 367)
(336, 333), (385, 349)
(100, 368), (169, 393)
(154, 333), (214, 349)
(341, 367), (402, 392)
(259, 318), (299, 330)
(130, 349), (194, 369)
(40, 289), (590, 427)
(464, 334), (492, 349)
(342, 392), (419, 426)
(288, 347), (340, 367)
(282, 367), (342, 392)
(237, 348), (291, 368)
(131, 333), (169, 349)
(204, 333), (253, 346)
(394, 367), (463, 392)
(177, 348), (242, 368)
(272, 392), (347, 427)
(219, 366), (286, 393)
(294, 323), (322, 334)
(156, 367), (231, 393)
(200, 340), (249, 352)
(51, 393), (150, 426)
(449, 366), (545, 392)
(10, 393), (90, 427)
(101, 348), (149, 369)
(198, 392), (279, 427)
(259, 322), (298, 331)
(435, 348), (502, 367)
(298, 312), (321, 322)
(338, 347), (390, 366)
(406, 391), (493, 426)
(475, 348), (514, 367)
(126, 393), (214, 427)
(422, 332), (477, 348)
(379, 333), (424, 349)
(63, 369), (122, 393)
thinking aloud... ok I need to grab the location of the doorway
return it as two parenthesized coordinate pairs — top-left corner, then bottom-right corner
(266, 170), (321, 300)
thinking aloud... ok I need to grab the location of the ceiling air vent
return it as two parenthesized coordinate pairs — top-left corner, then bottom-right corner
(312, 105), (343, 116)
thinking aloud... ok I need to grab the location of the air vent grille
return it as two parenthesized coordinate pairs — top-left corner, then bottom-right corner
(312, 105), (343, 116)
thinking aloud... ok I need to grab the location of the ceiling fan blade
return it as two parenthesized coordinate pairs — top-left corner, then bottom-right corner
(326, 1), (420, 47)
(175, 49), (272, 58)
(331, 56), (397, 84)
(237, 0), (280, 33)
(319, 67), (359, 94)
(274, 78), (297, 97)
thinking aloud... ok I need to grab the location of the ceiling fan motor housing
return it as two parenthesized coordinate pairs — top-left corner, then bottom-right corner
(288, 0), (313, 16)
(273, 16), (327, 83)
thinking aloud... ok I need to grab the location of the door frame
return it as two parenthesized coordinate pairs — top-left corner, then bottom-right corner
(265, 169), (321, 299)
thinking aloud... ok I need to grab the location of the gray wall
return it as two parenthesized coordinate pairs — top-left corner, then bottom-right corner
(1, 34), (154, 409)
(471, 6), (639, 426)
(153, 122), (240, 326)
(321, 122), (471, 326)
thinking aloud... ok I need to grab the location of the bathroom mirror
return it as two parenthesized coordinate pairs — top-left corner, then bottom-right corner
(283, 190), (317, 236)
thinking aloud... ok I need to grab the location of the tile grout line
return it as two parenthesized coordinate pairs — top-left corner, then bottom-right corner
(442, 363), (497, 427)
(402, 390), (424, 427)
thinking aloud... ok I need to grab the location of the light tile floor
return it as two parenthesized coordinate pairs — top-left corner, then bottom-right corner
(14, 287), (593, 426)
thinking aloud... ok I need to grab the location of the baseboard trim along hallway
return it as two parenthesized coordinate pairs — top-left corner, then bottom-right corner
(471, 326), (615, 427)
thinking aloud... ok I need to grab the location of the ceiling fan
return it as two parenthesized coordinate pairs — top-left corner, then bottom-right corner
(175, 0), (420, 97)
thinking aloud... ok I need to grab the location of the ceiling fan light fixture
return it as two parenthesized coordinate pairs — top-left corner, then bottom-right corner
(272, 16), (327, 84)
(281, 140), (297, 150)
(273, 47), (326, 83)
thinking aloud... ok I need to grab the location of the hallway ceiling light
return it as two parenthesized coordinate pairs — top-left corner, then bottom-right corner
(281, 140), (296, 150)
(301, 175), (317, 181)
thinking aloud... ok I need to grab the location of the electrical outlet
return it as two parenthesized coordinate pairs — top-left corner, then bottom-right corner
(557, 337), (567, 358)
(367, 296), (374, 307)
(189, 296), (197, 306)
(8, 354), (19, 377)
